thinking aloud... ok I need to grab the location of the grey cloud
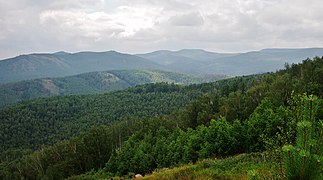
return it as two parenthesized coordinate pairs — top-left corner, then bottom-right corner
(131, 0), (194, 11)
(169, 12), (204, 27)
(0, 0), (323, 59)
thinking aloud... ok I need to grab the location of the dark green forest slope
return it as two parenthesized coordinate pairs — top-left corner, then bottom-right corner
(0, 69), (224, 107)
(0, 57), (322, 179)
(0, 83), (206, 153)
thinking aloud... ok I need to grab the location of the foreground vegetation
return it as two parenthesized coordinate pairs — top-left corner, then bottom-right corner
(0, 57), (322, 179)
(72, 152), (281, 179)
(142, 152), (280, 180)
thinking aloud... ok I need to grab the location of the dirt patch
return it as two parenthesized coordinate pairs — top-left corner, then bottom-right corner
(42, 79), (59, 95)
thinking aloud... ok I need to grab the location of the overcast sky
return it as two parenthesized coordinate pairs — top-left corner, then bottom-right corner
(1, 0), (323, 59)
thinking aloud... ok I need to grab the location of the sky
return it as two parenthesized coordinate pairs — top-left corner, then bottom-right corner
(0, 0), (323, 59)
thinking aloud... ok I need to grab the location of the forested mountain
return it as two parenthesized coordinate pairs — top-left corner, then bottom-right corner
(0, 74), (262, 179)
(136, 49), (236, 74)
(1, 48), (323, 84)
(138, 48), (323, 75)
(199, 48), (323, 75)
(0, 82), (208, 153)
(0, 51), (162, 84)
(0, 69), (224, 107)
(0, 57), (322, 179)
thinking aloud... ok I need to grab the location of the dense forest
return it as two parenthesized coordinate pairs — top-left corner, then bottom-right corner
(0, 82), (210, 152)
(0, 69), (224, 107)
(0, 57), (322, 179)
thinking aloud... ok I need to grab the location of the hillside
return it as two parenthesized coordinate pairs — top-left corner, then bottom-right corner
(0, 51), (162, 84)
(1, 48), (323, 84)
(136, 49), (236, 74)
(0, 69), (224, 107)
(139, 48), (323, 76)
(0, 74), (263, 164)
(0, 82), (210, 153)
(141, 153), (280, 179)
(71, 153), (280, 179)
(0, 57), (322, 180)
(199, 48), (323, 75)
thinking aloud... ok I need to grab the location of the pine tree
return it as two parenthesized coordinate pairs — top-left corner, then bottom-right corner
(282, 94), (323, 179)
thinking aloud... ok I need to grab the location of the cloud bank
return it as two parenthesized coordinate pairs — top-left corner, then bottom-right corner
(0, 0), (323, 59)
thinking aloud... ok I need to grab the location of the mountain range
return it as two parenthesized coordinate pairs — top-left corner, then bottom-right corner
(1, 48), (323, 84)
(0, 51), (159, 84)
(0, 53), (322, 179)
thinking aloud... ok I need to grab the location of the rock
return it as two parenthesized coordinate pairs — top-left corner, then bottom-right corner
(135, 174), (143, 178)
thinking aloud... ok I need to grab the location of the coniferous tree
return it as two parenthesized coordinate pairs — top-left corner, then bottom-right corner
(282, 94), (323, 179)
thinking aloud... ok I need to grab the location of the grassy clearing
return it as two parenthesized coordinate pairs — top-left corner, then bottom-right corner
(142, 152), (281, 180)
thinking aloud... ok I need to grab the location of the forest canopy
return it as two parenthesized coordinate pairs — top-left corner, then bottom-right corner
(0, 57), (322, 179)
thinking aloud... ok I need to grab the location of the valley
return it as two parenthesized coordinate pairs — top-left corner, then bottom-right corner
(2, 0), (323, 179)
(0, 55), (322, 179)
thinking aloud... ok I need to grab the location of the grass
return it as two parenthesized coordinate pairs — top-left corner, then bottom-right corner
(142, 152), (281, 180)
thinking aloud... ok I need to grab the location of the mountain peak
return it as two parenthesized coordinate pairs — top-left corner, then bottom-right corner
(177, 49), (206, 53)
(54, 51), (69, 55)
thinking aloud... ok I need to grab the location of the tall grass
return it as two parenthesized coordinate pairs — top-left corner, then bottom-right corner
(143, 152), (280, 180)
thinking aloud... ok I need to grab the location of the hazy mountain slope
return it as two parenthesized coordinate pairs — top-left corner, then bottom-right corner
(0, 51), (162, 84)
(200, 48), (323, 76)
(135, 49), (234, 74)
(55, 51), (161, 73)
(0, 54), (73, 84)
(136, 49), (235, 64)
(0, 69), (223, 107)
(138, 48), (323, 76)
(175, 49), (237, 61)
(1, 48), (323, 84)
(136, 50), (202, 65)
(136, 50), (203, 74)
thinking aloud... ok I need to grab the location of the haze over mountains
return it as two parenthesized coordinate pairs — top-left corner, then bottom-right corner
(1, 48), (323, 85)
(137, 48), (323, 75)
(0, 51), (159, 84)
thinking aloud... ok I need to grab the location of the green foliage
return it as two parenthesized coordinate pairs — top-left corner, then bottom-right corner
(100, 58), (323, 178)
(282, 95), (323, 179)
(0, 83), (204, 153)
(0, 57), (322, 179)
(142, 153), (280, 180)
(7, 109), (206, 179)
(283, 57), (323, 96)
(68, 169), (113, 180)
(0, 69), (214, 107)
(246, 99), (295, 152)
(105, 117), (242, 176)
(197, 118), (238, 159)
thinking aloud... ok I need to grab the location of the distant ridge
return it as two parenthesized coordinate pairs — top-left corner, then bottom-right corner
(136, 48), (323, 75)
(0, 48), (323, 84)
(0, 51), (161, 84)
(53, 51), (70, 55)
